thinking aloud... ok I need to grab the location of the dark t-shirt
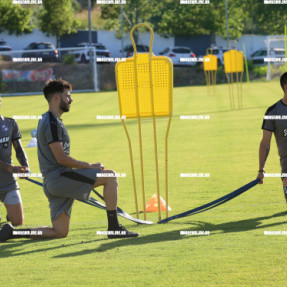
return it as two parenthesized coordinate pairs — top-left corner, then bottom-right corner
(37, 111), (70, 176)
(262, 100), (287, 159)
(0, 116), (21, 192)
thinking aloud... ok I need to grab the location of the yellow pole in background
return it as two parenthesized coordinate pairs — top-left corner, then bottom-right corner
(130, 25), (147, 220)
(122, 120), (139, 218)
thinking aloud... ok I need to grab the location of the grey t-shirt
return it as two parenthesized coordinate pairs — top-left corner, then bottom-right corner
(37, 111), (70, 176)
(262, 100), (287, 159)
(0, 116), (21, 192)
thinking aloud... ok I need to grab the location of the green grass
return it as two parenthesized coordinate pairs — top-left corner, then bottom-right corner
(1, 82), (287, 286)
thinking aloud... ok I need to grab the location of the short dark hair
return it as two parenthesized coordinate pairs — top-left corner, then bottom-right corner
(43, 78), (72, 102)
(280, 72), (287, 91)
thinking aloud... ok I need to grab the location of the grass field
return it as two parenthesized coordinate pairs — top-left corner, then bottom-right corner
(1, 81), (287, 286)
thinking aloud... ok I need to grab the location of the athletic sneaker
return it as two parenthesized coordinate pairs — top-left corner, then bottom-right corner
(108, 224), (139, 239)
(0, 223), (14, 242)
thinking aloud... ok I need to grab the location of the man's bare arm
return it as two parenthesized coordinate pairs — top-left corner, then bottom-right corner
(49, 142), (103, 169)
(0, 158), (27, 174)
(258, 130), (272, 183)
(13, 139), (29, 167)
(0, 158), (14, 173)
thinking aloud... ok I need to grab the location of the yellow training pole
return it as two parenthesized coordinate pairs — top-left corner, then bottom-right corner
(148, 52), (161, 222)
(231, 73), (234, 109)
(213, 71), (217, 86)
(204, 71), (210, 96)
(212, 70), (216, 97)
(122, 120), (139, 218)
(211, 70), (215, 96)
(131, 36), (147, 220)
(240, 72), (243, 109)
(236, 72), (240, 109)
(226, 74), (232, 109)
(165, 115), (172, 219)
(137, 117), (146, 220)
(152, 116), (161, 221)
(116, 23), (173, 221)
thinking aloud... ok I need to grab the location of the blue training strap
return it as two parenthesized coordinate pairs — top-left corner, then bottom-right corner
(26, 177), (43, 187)
(159, 179), (260, 224)
(25, 178), (154, 225)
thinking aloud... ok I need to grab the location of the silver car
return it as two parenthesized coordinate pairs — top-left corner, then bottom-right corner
(159, 46), (196, 66)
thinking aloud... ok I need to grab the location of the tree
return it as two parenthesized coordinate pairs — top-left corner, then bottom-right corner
(100, 0), (155, 43)
(0, 0), (33, 35)
(99, 0), (247, 41)
(241, 0), (287, 35)
(39, 0), (80, 47)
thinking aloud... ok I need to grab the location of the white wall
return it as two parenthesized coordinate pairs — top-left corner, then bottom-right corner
(0, 29), (56, 51)
(3, 28), (285, 60)
(97, 30), (174, 57)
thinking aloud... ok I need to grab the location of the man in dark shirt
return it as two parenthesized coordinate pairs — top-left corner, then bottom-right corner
(0, 97), (29, 226)
(258, 72), (287, 203)
(0, 79), (138, 241)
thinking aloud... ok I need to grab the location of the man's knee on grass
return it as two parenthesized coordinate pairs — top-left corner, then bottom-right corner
(54, 227), (69, 238)
(10, 218), (24, 227)
(5, 204), (24, 226)
(7, 213), (24, 226)
(52, 212), (70, 238)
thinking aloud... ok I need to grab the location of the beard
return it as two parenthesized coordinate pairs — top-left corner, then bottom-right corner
(60, 98), (70, 112)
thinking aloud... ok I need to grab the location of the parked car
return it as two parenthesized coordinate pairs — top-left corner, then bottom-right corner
(159, 46), (196, 66)
(0, 40), (12, 61)
(198, 47), (228, 66)
(73, 43), (110, 63)
(200, 46), (246, 66)
(249, 48), (285, 65)
(22, 42), (58, 62)
(121, 44), (149, 57)
(206, 47), (228, 65)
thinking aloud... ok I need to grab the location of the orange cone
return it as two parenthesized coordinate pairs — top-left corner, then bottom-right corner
(145, 194), (171, 212)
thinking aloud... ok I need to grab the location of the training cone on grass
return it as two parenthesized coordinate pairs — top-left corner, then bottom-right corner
(145, 194), (171, 212)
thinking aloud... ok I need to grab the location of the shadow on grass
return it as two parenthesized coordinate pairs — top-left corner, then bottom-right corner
(53, 211), (287, 257)
(53, 228), (188, 258)
(0, 238), (106, 258)
(184, 211), (287, 234)
(1, 211), (286, 258)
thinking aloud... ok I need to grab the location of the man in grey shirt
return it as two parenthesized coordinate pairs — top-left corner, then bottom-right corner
(258, 72), (287, 202)
(0, 97), (29, 226)
(0, 78), (138, 241)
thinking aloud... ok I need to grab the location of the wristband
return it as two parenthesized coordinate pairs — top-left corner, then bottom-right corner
(258, 169), (265, 173)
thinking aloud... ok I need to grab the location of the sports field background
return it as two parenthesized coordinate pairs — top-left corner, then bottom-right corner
(1, 81), (286, 286)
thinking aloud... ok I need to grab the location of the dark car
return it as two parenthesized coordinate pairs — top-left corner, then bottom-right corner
(121, 45), (149, 57)
(22, 42), (59, 62)
(0, 40), (12, 61)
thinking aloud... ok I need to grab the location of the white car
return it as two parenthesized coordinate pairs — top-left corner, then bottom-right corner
(73, 42), (110, 63)
(159, 46), (196, 66)
(249, 48), (285, 65)
(207, 47), (228, 65)
(198, 47), (228, 66)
